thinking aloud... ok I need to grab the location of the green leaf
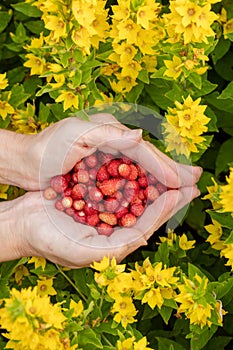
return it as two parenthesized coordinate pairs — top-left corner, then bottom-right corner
(138, 69), (149, 84)
(158, 306), (173, 324)
(38, 102), (50, 123)
(188, 72), (202, 89)
(0, 11), (12, 33)
(224, 230), (233, 244)
(190, 325), (217, 350)
(125, 82), (144, 103)
(25, 20), (46, 35)
(215, 138), (233, 176)
(205, 336), (232, 350)
(218, 81), (233, 100)
(156, 337), (186, 350)
(207, 211), (233, 229)
(9, 84), (31, 108)
(0, 258), (27, 279)
(205, 92), (233, 114)
(213, 276), (233, 299)
(197, 171), (214, 194)
(0, 278), (10, 298)
(7, 67), (25, 84)
(77, 328), (103, 349)
(211, 37), (231, 65)
(205, 107), (218, 132)
(12, 2), (42, 17)
(215, 51), (233, 81)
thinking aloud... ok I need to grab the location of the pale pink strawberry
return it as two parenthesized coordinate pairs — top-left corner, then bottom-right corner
(73, 211), (86, 224)
(73, 199), (85, 211)
(85, 154), (98, 168)
(61, 196), (73, 208)
(104, 198), (119, 212)
(124, 181), (140, 201)
(88, 187), (103, 202)
(65, 207), (76, 216)
(147, 173), (158, 185)
(156, 182), (167, 194)
(89, 168), (98, 180)
(110, 191), (123, 202)
(97, 223), (114, 236)
(73, 160), (86, 172)
(55, 199), (65, 211)
(84, 201), (99, 215)
(98, 152), (113, 164)
(43, 187), (58, 200)
(144, 185), (160, 201)
(77, 169), (89, 183)
(51, 175), (68, 193)
(121, 155), (132, 165)
(99, 212), (117, 226)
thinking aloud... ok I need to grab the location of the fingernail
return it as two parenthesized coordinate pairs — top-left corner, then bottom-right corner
(125, 129), (142, 139)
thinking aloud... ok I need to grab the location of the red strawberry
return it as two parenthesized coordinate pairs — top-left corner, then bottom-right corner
(99, 212), (117, 226)
(104, 198), (119, 212)
(115, 206), (128, 219)
(77, 169), (89, 183)
(84, 201), (98, 215)
(64, 173), (71, 183)
(63, 187), (72, 197)
(124, 181), (139, 201)
(107, 159), (122, 177)
(73, 211), (86, 224)
(89, 168), (98, 180)
(98, 179), (124, 196)
(110, 191), (123, 202)
(85, 154), (98, 168)
(51, 175), (68, 193)
(55, 199), (65, 211)
(86, 213), (100, 226)
(118, 163), (131, 178)
(138, 189), (146, 200)
(43, 187), (58, 200)
(88, 187), (103, 202)
(96, 165), (109, 182)
(156, 182), (167, 194)
(98, 152), (113, 164)
(127, 164), (138, 181)
(97, 223), (114, 236)
(71, 183), (87, 199)
(148, 173), (158, 185)
(144, 185), (160, 202)
(61, 196), (73, 208)
(73, 199), (85, 211)
(136, 164), (146, 177)
(120, 213), (137, 227)
(73, 160), (86, 172)
(65, 207), (76, 216)
(130, 203), (145, 217)
(138, 176), (148, 188)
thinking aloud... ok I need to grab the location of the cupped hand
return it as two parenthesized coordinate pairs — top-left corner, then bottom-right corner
(27, 117), (142, 191)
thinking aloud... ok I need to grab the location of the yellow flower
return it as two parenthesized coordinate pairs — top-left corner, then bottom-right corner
(24, 54), (45, 75)
(117, 19), (140, 44)
(37, 278), (57, 297)
(112, 42), (137, 64)
(219, 168), (233, 215)
(91, 256), (125, 286)
(205, 220), (224, 250)
(117, 336), (134, 350)
(0, 73), (8, 90)
(111, 74), (137, 94)
(142, 55), (157, 72)
(55, 91), (79, 111)
(70, 300), (84, 317)
(44, 15), (67, 40)
(142, 287), (164, 309)
(28, 256), (46, 270)
(221, 244), (233, 270)
(179, 233), (195, 250)
(107, 272), (133, 299)
(72, 27), (91, 55)
(0, 184), (9, 200)
(136, 3), (160, 29)
(136, 28), (157, 55)
(134, 337), (153, 350)
(223, 18), (233, 39)
(121, 60), (142, 80)
(0, 100), (14, 120)
(26, 33), (44, 49)
(112, 295), (137, 328)
(14, 265), (30, 285)
(203, 177), (222, 210)
(164, 56), (183, 80)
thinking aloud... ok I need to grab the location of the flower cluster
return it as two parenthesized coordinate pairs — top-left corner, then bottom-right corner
(162, 95), (210, 157)
(0, 287), (75, 350)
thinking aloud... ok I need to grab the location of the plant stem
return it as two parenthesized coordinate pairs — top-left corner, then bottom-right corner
(55, 264), (87, 302)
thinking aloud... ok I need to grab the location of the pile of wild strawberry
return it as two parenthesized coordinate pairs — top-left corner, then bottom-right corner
(43, 151), (167, 236)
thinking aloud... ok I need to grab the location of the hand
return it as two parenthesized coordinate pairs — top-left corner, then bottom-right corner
(28, 116), (142, 190)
